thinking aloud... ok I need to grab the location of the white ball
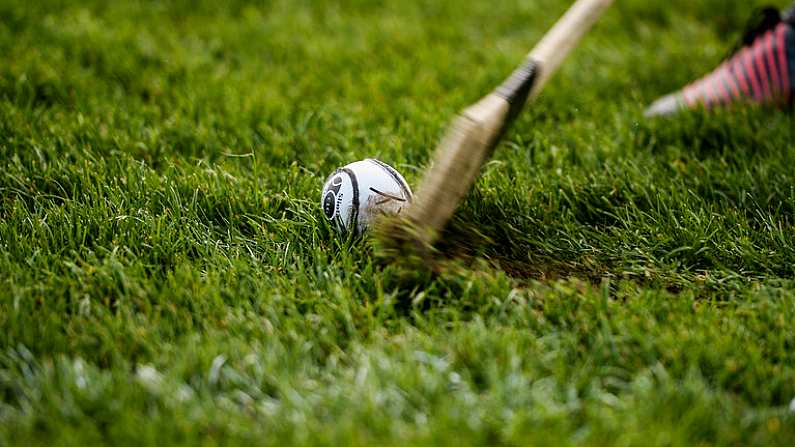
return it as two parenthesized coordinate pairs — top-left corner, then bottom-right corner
(321, 158), (413, 234)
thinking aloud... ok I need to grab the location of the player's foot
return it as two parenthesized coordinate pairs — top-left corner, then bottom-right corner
(645, 6), (795, 117)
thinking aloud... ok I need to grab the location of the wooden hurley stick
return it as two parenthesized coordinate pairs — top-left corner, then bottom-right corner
(380, 0), (613, 254)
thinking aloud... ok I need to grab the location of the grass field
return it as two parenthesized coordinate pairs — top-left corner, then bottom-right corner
(2, 0), (795, 445)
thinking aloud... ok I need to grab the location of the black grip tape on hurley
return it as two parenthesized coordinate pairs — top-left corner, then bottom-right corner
(495, 58), (540, 124)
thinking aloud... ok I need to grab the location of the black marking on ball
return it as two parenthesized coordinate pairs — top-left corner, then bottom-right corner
(369, 187), (407, 204)
(323, 191), (336, 219)
(342, 168), (359, 231)
(367, 159), (412, 201)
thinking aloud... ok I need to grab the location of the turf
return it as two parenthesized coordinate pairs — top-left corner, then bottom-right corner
(2, 0), (795, 445)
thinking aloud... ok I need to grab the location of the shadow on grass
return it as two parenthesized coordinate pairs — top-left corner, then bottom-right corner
(438, 209), (610, 283)
(634, 106), (793, 160)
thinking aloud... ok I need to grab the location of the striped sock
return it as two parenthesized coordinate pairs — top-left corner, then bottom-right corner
(646, 21), (795, 116)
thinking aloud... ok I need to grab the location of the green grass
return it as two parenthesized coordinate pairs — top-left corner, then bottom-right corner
(2, 0), (795, 444)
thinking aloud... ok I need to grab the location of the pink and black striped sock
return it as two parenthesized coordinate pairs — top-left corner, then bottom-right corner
(646, 20), (795, 116)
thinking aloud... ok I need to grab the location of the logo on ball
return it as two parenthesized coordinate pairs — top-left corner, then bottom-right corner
(322, 175), (343, 219)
